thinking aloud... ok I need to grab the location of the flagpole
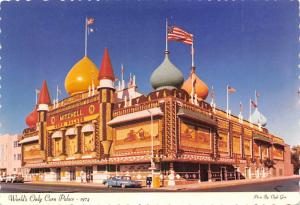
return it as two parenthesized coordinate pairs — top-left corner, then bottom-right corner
(211, 85), (214, 106)
(255, 90), (258, 108)
(35, 90), (38, 105)
(249, 98), (252, 123)
(56, 85), (59, 103)
(255, 90), (257, 107)
(165, 18), (168, 52)
(226, 85), (229, 117)
(121, 64), (124, 82)
(191, 41), (195, 68)
(85, 17), (88, 56)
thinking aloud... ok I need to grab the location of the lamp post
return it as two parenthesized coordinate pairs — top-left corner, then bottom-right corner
(147, 109), (155, 187)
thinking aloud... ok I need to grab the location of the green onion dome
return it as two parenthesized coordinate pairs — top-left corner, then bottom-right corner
(150, 52), (184, 90)
(251, 108), (267, 127)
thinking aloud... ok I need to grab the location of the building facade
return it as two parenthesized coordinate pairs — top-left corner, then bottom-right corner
(20, 48), (293, 186)
(0, 134), (24, 177)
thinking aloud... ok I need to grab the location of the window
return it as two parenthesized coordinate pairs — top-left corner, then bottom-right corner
(17, 154), (21, 160)
(13, 168), (16, 171)
(97, 165), (106, 171)
(13, 141), (19, 148)
(14, 154), (16, 160)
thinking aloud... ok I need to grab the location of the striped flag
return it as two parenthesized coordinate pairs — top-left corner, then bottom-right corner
(227, 86), (236, 93)
(168, 26), (193, 45)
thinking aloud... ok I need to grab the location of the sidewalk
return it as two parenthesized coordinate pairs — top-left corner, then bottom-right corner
(156, 175), (300, 191)
(26, 175), (300, 191)
(26, 181), (106, 188)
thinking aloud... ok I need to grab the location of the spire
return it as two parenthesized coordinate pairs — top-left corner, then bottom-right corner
(98, 48), (115, 81)
(38, 80), (51, 105)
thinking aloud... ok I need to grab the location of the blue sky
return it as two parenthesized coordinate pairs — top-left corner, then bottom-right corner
(0, 1), (299, 146)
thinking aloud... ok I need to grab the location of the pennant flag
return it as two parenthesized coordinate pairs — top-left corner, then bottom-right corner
(211, 86), (215, 99)
(251, 100), (257, 108)
(240, 101), (243, 112)
(227, 86), (236, 93)
(88, 28), (96, 35)
(297, 88), (300, 95)
(87, 18), (94, 25)
(255, 91), (260, 98)
(168, 26), (193, 45)
(121, 65), (124, 75)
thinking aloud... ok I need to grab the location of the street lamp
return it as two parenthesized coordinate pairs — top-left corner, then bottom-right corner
(147, 109), (155, 188)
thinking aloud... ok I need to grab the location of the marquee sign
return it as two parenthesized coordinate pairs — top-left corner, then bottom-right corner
(47, 100), (99, 130)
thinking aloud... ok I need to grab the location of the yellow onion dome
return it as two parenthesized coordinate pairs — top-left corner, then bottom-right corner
(65, 56), (99, 95)
(182, 68), (209, 100)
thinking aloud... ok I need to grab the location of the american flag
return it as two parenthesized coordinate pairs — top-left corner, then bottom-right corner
(168, 26), (193, 45)
(227, 86), (236, 93)
(87, 18), (94, 25)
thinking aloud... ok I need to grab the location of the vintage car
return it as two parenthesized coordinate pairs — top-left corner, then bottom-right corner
(0, 176), (6, 182)
(104, 176), (142, 188)
(5, 174), (24, 183)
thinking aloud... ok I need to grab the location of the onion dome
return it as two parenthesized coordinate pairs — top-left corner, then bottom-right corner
(150, 52), (184, 90)
(38, 80), (52, 105)
(25, 108), (38, 128)
(65, 56), (99, 95)
(251, 108), (267, 127)
(98, 48), (115, 81)
(181, 67), (209, 100)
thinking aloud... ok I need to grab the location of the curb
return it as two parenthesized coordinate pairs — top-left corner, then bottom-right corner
(24, 175), (300, 191)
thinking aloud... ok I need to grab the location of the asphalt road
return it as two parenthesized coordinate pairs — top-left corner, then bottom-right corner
(0, 183), (169, 193)
(0, 178), (299, 192)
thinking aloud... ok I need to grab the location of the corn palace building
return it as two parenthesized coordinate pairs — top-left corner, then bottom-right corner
(20, 45), (293, 186)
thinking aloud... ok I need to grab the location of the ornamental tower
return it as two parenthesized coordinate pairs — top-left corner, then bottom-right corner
(97, 48), (115, 158)
(37, 80), (52, 160)
(150, 51), (184, 90)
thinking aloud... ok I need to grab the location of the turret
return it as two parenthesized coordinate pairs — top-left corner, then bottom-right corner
(97, 48), (115, 158)
(37, 80), (51, 156)
(98, 48), (115, 89)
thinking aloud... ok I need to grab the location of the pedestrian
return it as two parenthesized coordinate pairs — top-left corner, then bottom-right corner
(80, 171), (84, 183)
(146, 177), (152, 188)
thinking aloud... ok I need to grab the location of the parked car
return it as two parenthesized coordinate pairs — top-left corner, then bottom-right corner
(5, 174), (24, 183)
(0, 176), (6, 182)
(104, 176), (142, 188)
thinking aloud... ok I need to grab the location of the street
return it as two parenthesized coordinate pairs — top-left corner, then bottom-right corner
(0, 178), (299, 192)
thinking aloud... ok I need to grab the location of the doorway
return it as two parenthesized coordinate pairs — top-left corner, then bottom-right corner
(85, 166), (93, 183)
(70, 167), (76, 181)
(221, 167), (226, 181)
(56, 168), (61, 181)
